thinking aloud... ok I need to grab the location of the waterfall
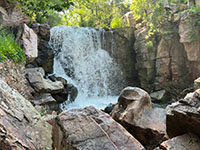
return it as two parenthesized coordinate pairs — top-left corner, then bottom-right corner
(49, 26), (124, 109)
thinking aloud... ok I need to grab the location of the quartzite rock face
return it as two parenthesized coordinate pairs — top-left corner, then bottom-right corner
(0, 79), (52, 150)
(57, 106), (145, 150)
(166, 89), (200, 138)
(112, 87), (166, 149)
(159, 133), (200, 150)
(22, 24), (38, 63)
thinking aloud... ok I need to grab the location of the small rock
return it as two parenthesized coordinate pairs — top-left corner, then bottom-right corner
(150, 90), (171, 103)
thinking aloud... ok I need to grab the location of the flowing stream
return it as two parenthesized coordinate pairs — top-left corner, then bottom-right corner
(49, 26), (124, 109)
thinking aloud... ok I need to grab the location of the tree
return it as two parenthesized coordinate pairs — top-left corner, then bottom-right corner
(9, 0), (73, 23)
(62, 0), (126, 28)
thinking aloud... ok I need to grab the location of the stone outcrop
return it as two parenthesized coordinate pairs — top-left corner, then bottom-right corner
(179, 15), (200, 80)
(166, 89), (200, 138)
(111, 87), (166, 149)
(55, 106), (145, 150)
(0, 79), (52, 149)
(0, 60), (34, 100)
(134, 27), (157, 91)
(157, 133), (200, 150)
(25, 67), (64, 93)
(102, 28), (139, 87)
(155, 32), (189, 88)
(0, 0), (29, 27)
(22, 24), (38, 63)
(30, 24), (54, 74)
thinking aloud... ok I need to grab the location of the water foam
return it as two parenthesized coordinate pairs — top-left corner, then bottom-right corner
(49, 26), (124, 109)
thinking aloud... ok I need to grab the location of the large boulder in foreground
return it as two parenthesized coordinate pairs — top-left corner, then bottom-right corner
(166, 89), (200, 138)
(111, 87), (166, 149)
(157, 133), (200, 150)
(56, 106), (145, 150)
(0, 79), (52, 149)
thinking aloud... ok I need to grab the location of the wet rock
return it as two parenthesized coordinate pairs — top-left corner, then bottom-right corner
(159, 133), (200, 150)
(166, 89), (200, 138)
(150, 90), (171, 103)
(25, 68), (64, 93)
(111, 87), (166, 149)
(0, 79), (52, 149)
(57, 106), (145, 150)
(104, 103), (116, 114)
(52, 83), (78, 103)
(22, 24), (38, 63)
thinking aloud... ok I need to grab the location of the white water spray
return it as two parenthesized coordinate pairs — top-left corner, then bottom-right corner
(49, 26), (124, 109)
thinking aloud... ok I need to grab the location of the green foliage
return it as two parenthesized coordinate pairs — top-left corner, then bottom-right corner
(62, 0), (125, 28)
(111, 16), (124, 28)
(10, 0), (73, 24)
(0, 27), (25, 63)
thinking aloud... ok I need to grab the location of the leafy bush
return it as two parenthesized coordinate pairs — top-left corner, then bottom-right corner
(0, 27), (25, 63)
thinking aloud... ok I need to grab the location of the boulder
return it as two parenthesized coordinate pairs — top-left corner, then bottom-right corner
(0, 0), (29, 27)
(0, 79), (52, 149)
(22, 24), (38, 63)
(159, 133), (200, 150)
(111, 87), (166, 149)
(166, 89), (200, 138)
(30, 24), (54, 74)
(25, 68), (64, 93)
(56, 106), (145, 150)
(150, 90), (171, 103)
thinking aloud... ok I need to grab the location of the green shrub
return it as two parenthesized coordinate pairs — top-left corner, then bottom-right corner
(0, 27), (25, 63)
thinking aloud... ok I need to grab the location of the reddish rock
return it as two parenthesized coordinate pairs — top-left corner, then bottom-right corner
(179, 16), (200, 62)
(25, 67), (64, 94)
(57, 106), (145, 150)
(159, 133), (200, 150)
(166, 89), (200, 138)
(111, 87), (166, 149)
(0, 0), (29, 26)
(0, 79), (52, 149)
(22, 24), (38, 63)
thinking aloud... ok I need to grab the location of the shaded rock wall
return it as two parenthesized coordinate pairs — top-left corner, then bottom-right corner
(101, 28), (139, 87)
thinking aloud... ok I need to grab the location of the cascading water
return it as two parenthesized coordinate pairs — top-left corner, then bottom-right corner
(49, 26), (125, 109)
